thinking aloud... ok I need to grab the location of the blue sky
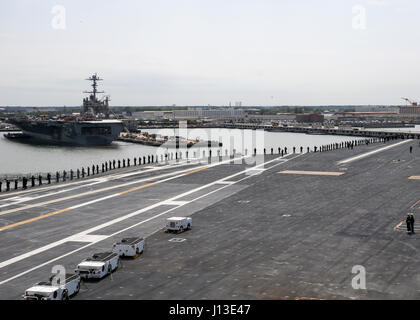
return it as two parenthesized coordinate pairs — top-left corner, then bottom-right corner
(0, 0), (419, 106)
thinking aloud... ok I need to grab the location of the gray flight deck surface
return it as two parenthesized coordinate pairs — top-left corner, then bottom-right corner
(0, 140), (420, 300)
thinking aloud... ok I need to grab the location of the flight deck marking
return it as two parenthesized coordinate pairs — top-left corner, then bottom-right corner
(394, 221), (420, 233)
(0, 153), (303, 285)
(162, 200), (189, 206)
(245, 168), (266, 175)
(278, 170), (344, 176)
(394, 221), (403, 231)
(0, 179), (95, 199)
(0, 161), (198, 205)
(4, 196), (34, 202)
(118, 182), (159, 195)
(337, 140), (412, 165)
(169, 238), (186, 243)
(0, 208), (72, 231)
(393, 202), (420, 231)
(0, 180), (105, 209)
(67, 234), (108, 243)
(0, 161), (232, 228)
(0, 159), (197, 201)
(0, 175), (188, 230)
(0, 164), (212, 217)
(409, 200), (420, 209)
(184, 166), (210, 175)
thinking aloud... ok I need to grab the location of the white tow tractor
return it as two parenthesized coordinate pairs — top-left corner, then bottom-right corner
(165, 217), (192, 233)
(112, 237), (145, 258)
(75, 252), (119, 279)
(23, 274), (81, 300)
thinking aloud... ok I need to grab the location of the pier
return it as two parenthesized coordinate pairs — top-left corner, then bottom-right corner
(223, 123), (420, 139)
(138, 123), (420, 139)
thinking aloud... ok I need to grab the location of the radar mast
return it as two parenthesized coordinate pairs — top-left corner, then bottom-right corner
(81, 73), (109, 117)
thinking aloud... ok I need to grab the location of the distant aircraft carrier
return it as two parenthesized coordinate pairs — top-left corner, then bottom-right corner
(6, 74), (124, 146)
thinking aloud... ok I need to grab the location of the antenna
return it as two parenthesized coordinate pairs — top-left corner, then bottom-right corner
(81, 74), (110, 117)
(83, 73), (104, 100)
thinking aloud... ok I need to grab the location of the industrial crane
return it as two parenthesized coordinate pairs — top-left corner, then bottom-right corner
(401, 97), (418, 106)
(34, 107), (45, 115)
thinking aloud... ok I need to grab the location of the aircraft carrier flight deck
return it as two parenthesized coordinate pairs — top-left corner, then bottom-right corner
(0, 139), (419, 300)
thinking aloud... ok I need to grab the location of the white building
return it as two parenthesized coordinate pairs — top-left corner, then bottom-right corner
(173, 108), (244, 120)
(131, 111), (174, 120)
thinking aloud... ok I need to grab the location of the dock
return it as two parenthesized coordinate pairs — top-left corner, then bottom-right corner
(1, 139), (420, 299)
(223, 123), (420, 139)
(137, 123), (420, 139)
(117, 132), (222, 148)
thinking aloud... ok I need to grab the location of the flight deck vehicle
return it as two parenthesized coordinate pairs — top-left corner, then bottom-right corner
(75, 252), (119, 279)
(23, 274), (81, 300)
(165, 217), (192, 233)
(112, 237), (145, 257)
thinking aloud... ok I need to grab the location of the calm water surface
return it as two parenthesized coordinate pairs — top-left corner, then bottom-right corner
(0, 129), (365, 175)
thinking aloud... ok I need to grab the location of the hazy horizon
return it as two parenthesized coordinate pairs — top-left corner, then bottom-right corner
(0, 104), (403, 109)
(1, 0), (419, 106)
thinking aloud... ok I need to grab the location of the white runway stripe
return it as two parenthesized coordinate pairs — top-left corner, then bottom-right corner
(337, 140), (412, 165)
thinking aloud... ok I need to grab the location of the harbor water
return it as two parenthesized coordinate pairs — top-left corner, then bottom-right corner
(0, 128), (367, 176)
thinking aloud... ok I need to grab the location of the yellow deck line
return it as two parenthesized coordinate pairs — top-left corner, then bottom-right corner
(184, 166), (209, 175)
(393, 221), (403, 231)
(0, 208), (71, 231)
(278, 170), (344, 176)
(118, 182), (158, 195)
(410, 199), (420, 209)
